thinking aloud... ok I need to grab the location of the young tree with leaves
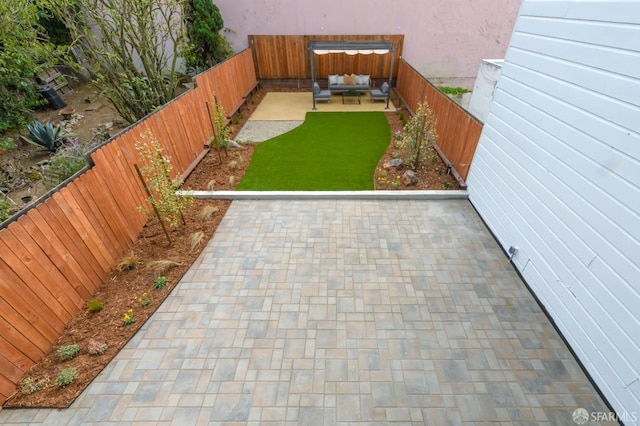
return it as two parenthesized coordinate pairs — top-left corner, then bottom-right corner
(401, 100), (439, 170)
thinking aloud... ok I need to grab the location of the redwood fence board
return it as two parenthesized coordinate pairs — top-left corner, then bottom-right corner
(0, 335), (33, 373)
(6, 221), (82, 315)
(52, 192), (112, 275)
(249, 35), (404, 81)
(0, 50), (258, 402)
(0, 375), (16, 404)
(394, 60), (482, 181)
(0, 238), (69, 335)
(38, 200), (102, 289)
(0, 353), (24, 384)
(0, 312), (45, 363)
(21, 211), (93, 301)
(83, 170), (136, 246)
(63, 185), (119, 269)
(71, 180), (126, 257)
(0, 260), (59, 352)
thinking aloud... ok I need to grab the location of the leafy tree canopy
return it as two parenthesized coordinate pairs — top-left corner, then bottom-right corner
(183, 0), (232, 71)
(0, 0), (54, 134)
(43, 0), (187, 124)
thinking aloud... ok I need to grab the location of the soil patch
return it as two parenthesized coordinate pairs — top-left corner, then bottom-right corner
(3, 86), (459, 408)
(1, 86), (126, 216)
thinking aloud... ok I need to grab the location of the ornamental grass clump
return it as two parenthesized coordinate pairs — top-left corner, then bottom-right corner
(86, 299), (103, 313)
(199, 205), (219, 221)
(118, 251), (140, 272)
(146, 259), (180, 275)
(190, 231), (205, 251)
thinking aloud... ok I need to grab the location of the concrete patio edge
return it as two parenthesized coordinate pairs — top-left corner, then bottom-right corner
(177, 189), (469, 200)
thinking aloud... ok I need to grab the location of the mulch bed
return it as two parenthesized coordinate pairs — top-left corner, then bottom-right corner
(3, 86), (460, 408)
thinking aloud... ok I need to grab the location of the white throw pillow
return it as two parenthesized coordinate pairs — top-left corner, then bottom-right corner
(328, 75), (338, 85)
(337, 75), (344, 85)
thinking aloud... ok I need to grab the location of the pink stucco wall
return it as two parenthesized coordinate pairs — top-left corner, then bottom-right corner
(214, 0), (522, 88)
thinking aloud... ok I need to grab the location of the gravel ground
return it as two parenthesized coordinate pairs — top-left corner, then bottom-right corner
(234, 120), (303, 143)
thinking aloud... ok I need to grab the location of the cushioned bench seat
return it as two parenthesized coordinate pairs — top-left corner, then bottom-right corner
(328, 74), (371, 93)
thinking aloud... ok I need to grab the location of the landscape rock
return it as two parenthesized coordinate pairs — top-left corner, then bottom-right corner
(383, 158), (404, 170)
(227, 140), (245, 150)
(402, 169), (419, 186)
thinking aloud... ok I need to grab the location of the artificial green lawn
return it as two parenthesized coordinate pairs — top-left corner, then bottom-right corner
(236, 112), (390, 190)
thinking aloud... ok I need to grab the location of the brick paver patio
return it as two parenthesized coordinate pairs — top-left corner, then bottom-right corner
(0, 200), (613, 425)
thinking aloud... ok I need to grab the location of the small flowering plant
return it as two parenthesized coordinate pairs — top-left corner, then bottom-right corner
(123, 309), (135, 326)
(377, 168), (388, 185)
(134, 293), (151, 307)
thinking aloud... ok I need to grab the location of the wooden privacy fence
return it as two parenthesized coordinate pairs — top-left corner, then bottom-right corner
(395, 60), (483, 181)
(0, 49), (257, 403)
(249, 34), (404, 82)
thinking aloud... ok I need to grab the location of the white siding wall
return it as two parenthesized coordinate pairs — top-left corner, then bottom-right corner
(467, 0), (640, 420)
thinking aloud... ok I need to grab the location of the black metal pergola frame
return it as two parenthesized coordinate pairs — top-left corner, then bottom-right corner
(308, 40), (395, 110)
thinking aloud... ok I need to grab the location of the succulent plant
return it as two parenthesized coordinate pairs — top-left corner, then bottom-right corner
(21, 120), (66, 152)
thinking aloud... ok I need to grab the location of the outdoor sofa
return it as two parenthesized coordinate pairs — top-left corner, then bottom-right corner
(328, 74), (371, 93)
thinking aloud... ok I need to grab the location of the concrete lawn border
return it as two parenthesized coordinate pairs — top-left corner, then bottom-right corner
(177, 190), (468, 200)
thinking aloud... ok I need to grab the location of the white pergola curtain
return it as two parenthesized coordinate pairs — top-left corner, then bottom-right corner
(313, 49), (390, 56)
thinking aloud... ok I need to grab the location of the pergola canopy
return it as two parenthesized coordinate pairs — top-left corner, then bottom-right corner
(308, 40), (395, 109)
(308, 40), (394, 56)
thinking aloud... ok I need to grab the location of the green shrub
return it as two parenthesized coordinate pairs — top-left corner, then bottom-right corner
(0, 137), (17, 152)
(0, 1), (53, 134)
(153, 276), (167, 290)
(0, 199), (11, 223)
(183, 0), (232, 70)
(437, 86), (471, 95)
(57, 344), (79, 361)
(55, 367), (78, 387)
(86, 299), (103, 312)
(43, 138), (102, 189)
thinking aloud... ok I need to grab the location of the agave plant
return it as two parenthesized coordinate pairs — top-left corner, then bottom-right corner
(22, 120), (66, 152)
